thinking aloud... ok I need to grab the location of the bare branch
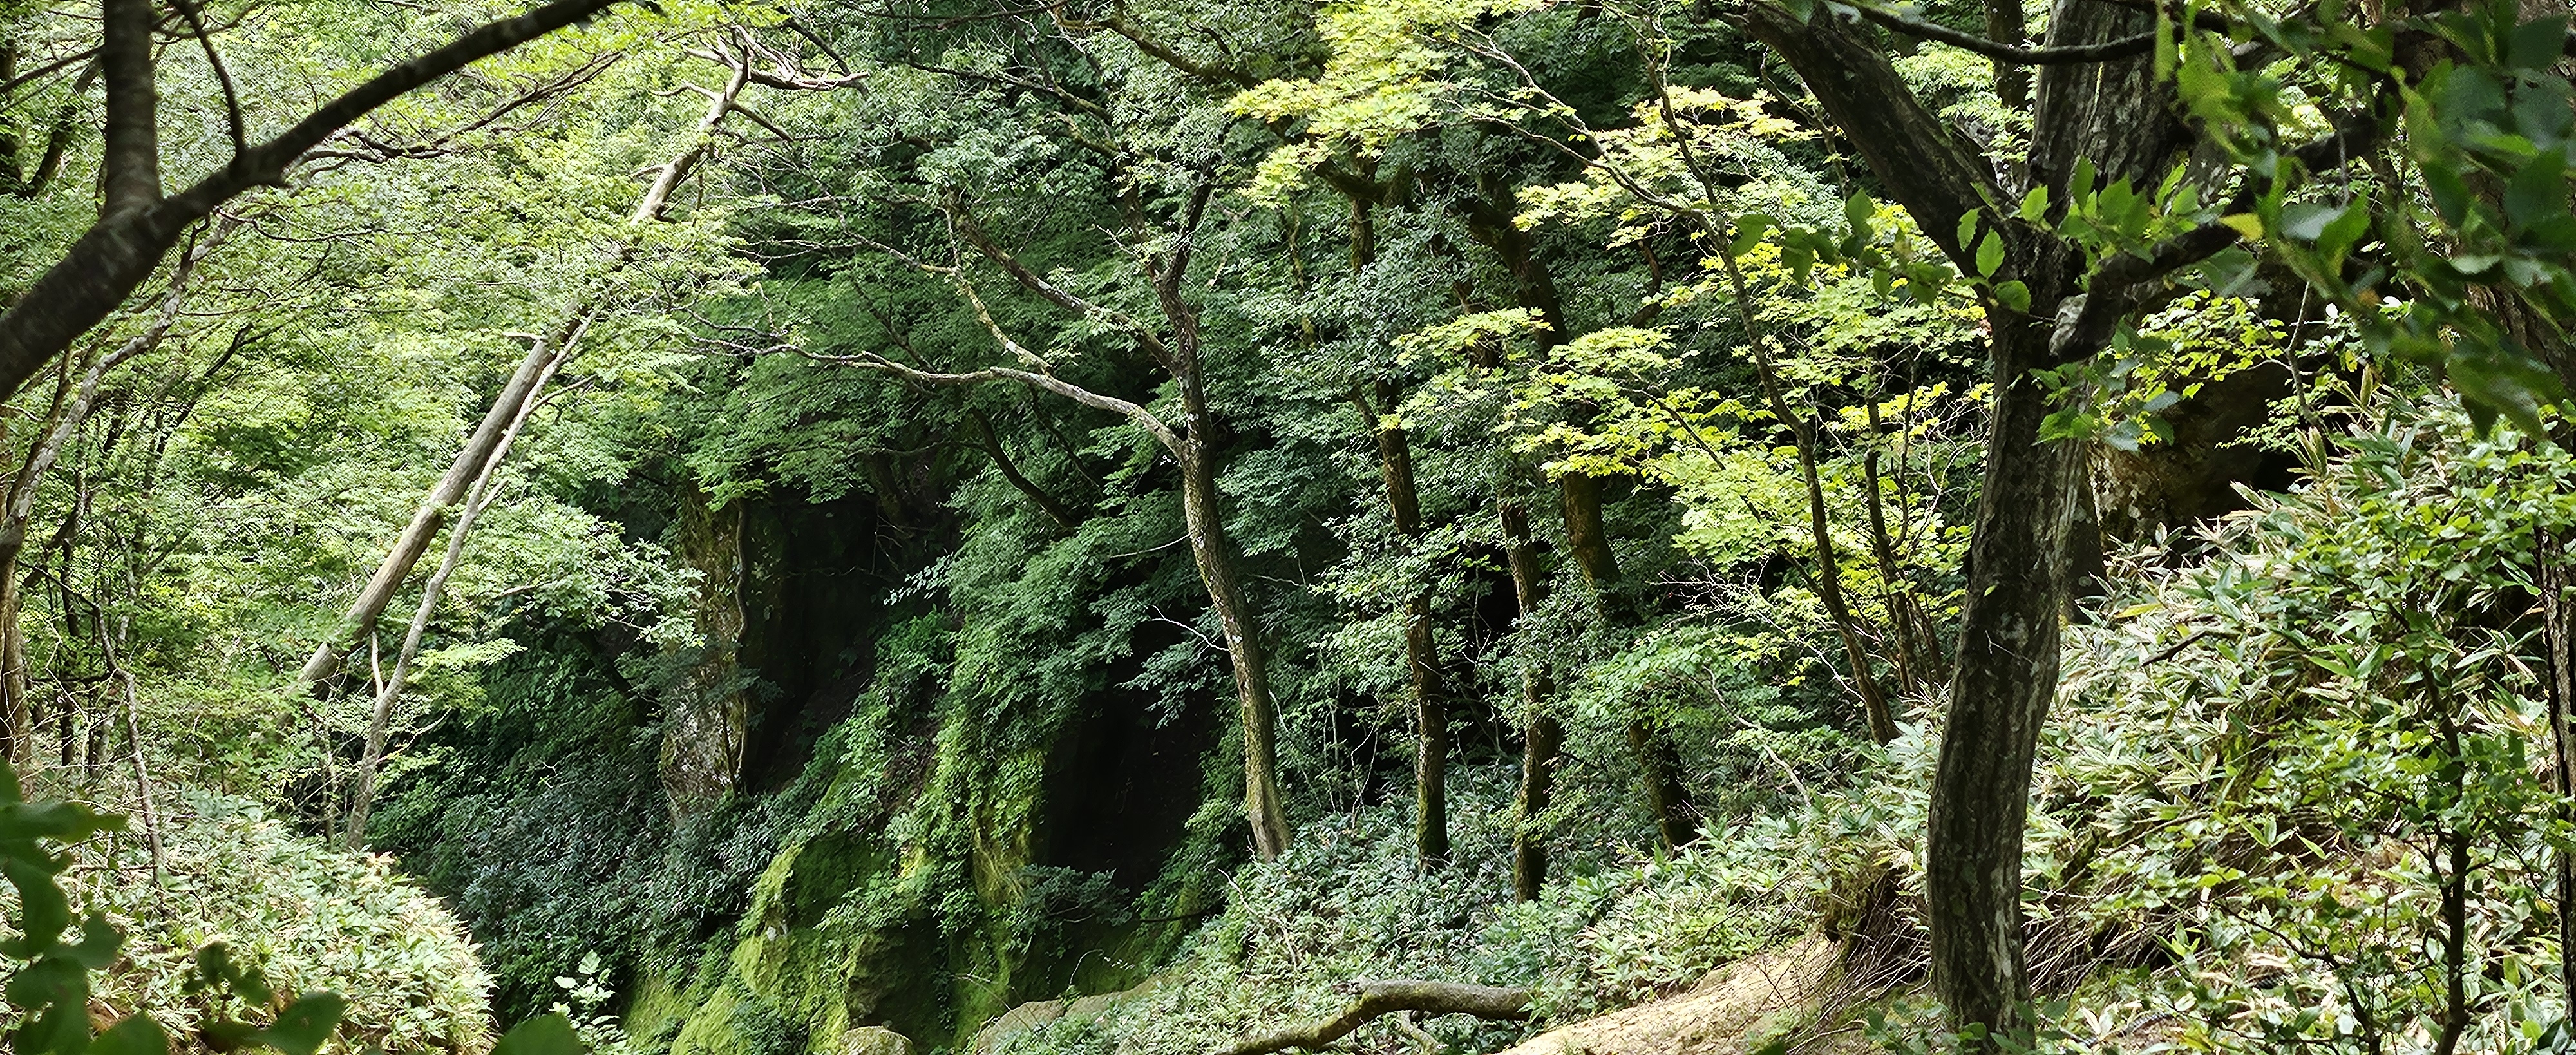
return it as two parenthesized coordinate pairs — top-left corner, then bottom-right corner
(166, 0), (247, 158)
(950, 207), (1172, 360)
(823, 350), (1182, 451)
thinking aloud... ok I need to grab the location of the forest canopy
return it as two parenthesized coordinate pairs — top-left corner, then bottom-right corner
(6, 0), (2576, 1052)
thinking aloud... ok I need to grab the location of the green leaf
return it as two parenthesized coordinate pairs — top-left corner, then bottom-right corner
(86, 1019), (164, 1055)
(2069, 158), (2098, 207)
(2510, 15), (2569, 69)
(491, 1015), (586, 1055)
(2506, 150), (2569, 229)
(1994, 280), (2032, 312)
(1976, 231), (2005, 278)
(247, 994), (343, 1055)
(1843, 191), (1876, 240)
(2317, 195), (2371, 269)
(2018, 185), (2049, 223)
(1728, 213), (1772, 258)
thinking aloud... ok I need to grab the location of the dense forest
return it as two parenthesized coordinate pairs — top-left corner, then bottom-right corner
(10, 0), (2576, 1050)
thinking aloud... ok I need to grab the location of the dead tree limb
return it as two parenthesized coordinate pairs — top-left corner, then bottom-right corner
(1221, 982), (1530, 1055)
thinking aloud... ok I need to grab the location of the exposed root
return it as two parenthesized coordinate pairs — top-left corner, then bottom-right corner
(1222, 981), (1531, 1055)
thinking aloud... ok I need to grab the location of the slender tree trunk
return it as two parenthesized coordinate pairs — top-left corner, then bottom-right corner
(1356, 383), (1450, 865)
(1177, 435), (1291, 857)
(1498, 497), (1560, 899)
(2543, 524), (2576, 1001)
(343, 321), (579, 848)
(300, 57), (750, 693)
(1466, 183), (1700, 848)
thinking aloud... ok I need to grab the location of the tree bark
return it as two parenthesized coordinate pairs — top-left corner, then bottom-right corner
(1463, 180), (1698, 852)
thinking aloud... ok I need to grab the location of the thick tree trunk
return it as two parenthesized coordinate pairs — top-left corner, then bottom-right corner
(1923, 314), (2088, 1032)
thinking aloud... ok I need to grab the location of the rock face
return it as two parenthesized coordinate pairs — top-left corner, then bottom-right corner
(833, 1027), (913, 1055)
(660, 480), (750, 819)
(969, 974), (1172, 1055)
(630, 482), (1227, 1055)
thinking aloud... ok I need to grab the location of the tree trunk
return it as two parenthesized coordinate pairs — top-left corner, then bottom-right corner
(1177, 437), (1291, 858)
(1465, 181), (1698, 853)
(1923, 316), (2088, 1032)
(0, 223), (214, 757)
(345, 324), (574, 848)
(1499, 498), (1559, 899)
(2544, 524), (2576, 1003)
(1357, 383), (1450, 865)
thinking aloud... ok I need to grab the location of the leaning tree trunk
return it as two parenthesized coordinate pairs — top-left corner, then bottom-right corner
(298, 57), (750, 694)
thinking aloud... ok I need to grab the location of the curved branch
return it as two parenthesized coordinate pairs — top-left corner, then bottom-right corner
(1222, 982), (1531, 1055)
(824, 350), (1182, 453)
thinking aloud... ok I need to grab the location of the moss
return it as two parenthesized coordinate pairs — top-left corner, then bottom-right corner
(647, 672), (1239, 1055)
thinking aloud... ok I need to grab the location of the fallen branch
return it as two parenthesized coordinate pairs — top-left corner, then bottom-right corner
(1222, 982), (1531, 1055)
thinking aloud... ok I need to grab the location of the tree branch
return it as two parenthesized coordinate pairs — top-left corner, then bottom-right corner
(950, 207), (1173, 361)
(1736, 1), (2005, 268)
(822, 350), (1182, 452)
(0, 0), (632, 404)
(1222, 982), (1531, 1055)
(166, 0), (247, 158)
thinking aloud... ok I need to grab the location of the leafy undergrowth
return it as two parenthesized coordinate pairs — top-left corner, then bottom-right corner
(1001, 392), (2576, 1055)
(995, 765), (1831, 1055)
(32, 786), (495, 1055)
